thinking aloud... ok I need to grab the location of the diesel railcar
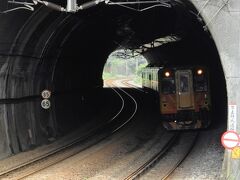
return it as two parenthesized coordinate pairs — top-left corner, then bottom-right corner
(142, 66), (211, 130)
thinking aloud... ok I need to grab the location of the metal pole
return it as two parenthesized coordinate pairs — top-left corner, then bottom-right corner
(66, 0), (77, 12)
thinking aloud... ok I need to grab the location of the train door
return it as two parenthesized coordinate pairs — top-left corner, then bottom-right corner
(176, 70), (194, 109)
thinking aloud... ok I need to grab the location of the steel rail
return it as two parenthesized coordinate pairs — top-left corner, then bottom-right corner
(108, 85), (125, 122)
(104, 79), (138, 133)
(161, 132), (199, 180)
(121, 79), (146, 93)
(124, 133), (179, 180)
(110, 82), (138, 133)
(124, 132), (199, 180)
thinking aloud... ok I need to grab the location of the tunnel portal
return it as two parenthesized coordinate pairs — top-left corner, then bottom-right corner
(0, 0), (239, 178)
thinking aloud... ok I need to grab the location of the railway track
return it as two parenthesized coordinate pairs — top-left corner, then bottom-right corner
(112, 79), (146, 93)
(121, 79), (142, 88)
(0, 81), (138, 180)
(2, 79), (199, 179)
(125, 132), (199, 180)
(160, 133), (199, 180)
(124, 132), (180, 180)
(107, 79), (199, 180)
(107, 80), (138, 133)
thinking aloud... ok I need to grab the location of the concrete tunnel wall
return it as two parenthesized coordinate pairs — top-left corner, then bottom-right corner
(0, 9), (71, 157)
(0, 0), (239, 178)
(0, 6), (119, 159)
(189, 0), (240, 179)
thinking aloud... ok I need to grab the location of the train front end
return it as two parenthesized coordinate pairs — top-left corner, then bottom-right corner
(159, 67), (211, 130)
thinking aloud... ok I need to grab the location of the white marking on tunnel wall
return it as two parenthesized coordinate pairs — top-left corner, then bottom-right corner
(228, 104), (237, 131)
(28, 129), (32, 139)
(28, 129), (34, 144)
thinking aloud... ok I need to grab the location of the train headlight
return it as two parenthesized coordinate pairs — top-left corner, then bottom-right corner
(197, 69), (203, 75)
(165, 71), (170, 77)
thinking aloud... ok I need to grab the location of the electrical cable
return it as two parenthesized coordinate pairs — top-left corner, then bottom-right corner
(1, 0), (172, 13)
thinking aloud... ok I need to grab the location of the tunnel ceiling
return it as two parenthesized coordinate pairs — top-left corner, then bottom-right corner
(57, 0), (218, 67)
(0, 0), (220, 90)
(0, 0), (221, 93)
(0, 0), (222, 92)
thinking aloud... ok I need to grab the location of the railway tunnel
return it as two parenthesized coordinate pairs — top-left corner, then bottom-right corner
(0, 0), (239, 179)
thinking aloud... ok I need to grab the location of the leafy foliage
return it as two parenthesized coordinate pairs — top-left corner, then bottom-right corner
(103, 50), (147, 81)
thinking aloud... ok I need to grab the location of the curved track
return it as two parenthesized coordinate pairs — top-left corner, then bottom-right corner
(1, 79), (200, 179)
(107, 80), (138, 133)
(121, 79), (146, 93)
(0, 82), (139, 180)
(0, 90), (125, 178)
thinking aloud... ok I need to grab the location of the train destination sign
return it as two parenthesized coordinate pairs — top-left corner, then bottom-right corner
(221, 131), (240, 150)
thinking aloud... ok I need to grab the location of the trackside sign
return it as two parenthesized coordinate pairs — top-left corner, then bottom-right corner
(221, 131), (240, 150)
(221, 131), (240, 159)
(228, 104), (237, 131)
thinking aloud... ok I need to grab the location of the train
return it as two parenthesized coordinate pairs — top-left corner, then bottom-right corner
(142, 66), (211, 130)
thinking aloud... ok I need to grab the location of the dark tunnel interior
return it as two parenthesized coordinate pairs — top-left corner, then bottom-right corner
(0, 0), (227, 158)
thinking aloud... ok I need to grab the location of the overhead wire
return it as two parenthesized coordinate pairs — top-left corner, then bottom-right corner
(106, 0), (171, 12)
(1, 0), (172, 13)
(1, 0), (36, 13)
